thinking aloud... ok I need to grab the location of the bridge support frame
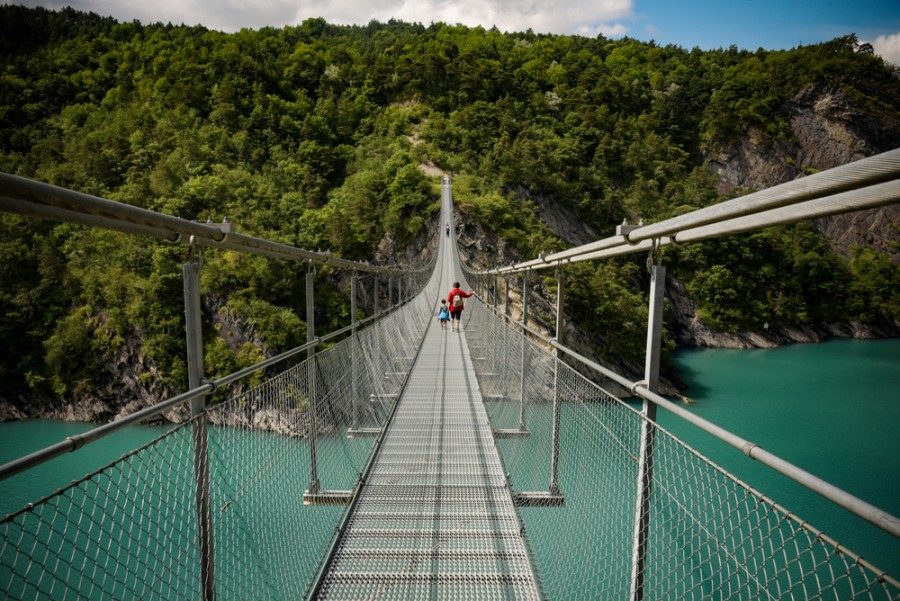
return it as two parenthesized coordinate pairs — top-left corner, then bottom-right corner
(518, 270), (529, 431)
(373, 275), (380, 316)
(630, 259), (666, 601)
(502, 274), (510, 406)
(549, 266), (564, 496)
(183, 261), (216, 601)
(350, 273), (359, 433)
(306, 265), (320, 495)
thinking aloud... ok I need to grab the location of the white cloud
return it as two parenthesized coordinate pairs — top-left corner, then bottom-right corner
(869, 32), (900, 67)
(299, 0), (634, 37)
(20, 0), (634, 36)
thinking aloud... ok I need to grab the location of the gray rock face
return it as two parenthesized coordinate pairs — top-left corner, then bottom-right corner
(671, 82), (900, 348)
(706, 83), (900, 262)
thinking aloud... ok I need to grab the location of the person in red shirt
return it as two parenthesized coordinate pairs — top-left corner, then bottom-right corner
(446, 282), (474, 332)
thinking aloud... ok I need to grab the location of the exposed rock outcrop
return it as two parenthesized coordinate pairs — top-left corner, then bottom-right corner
(677, 82), (900, 347)
(667, 270), (898, 348)
(706, 83), (900, 262)
(0, 330), (182, 423)
(506, 185), (600, 247)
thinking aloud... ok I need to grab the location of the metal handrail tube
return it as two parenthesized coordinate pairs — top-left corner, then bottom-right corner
(0, 172), (224, 241)
(675, 179), (900, 243)
(536, 235), (631, 267)
(520, 320), (550, 342)
(560, 172), (895, 261)
(199, 230), (400, 273)
(0, 296), (408, 483)
(0, 196), (179, 241)
(632, 384), (900, 540)
(485, 149), (900, 275)
(0, 382), (212, 481)
(573, 238), (659, 264)
(0, 172), (404, 275)
(493, 167), (893, 272)
(630, 148), (900, 243)
(549, 339), (647, 396)
(493, 170), (893, 272)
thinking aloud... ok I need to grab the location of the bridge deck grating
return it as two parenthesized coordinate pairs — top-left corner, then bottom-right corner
(314, 253), (541, 599)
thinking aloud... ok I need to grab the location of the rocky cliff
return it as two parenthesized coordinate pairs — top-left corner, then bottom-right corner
(707, 83), (900, 262)
(675, 82), (900, 347)
(0, 330), (182, 423)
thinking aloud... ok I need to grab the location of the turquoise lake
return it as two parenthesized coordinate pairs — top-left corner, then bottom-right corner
(663, 336), (900, 573)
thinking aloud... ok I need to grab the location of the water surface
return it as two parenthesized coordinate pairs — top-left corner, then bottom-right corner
(665, 337), (900, 571)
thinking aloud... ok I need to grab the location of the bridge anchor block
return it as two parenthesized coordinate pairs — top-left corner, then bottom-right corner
(493, 428), (531, 439)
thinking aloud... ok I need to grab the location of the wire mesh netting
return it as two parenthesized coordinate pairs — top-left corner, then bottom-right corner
(1, 423), (204, 599)
(0, 268), (438, 600)
(463, 296), (899, 601)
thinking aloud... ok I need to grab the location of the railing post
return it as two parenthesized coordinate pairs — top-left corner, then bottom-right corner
(374, 275), (380, 315)
(549, 266), (564, 495)
(183, 261), (216, 601)
(518, 270), (528, 430)
(306, 264), (320, 494)
(491, 272), (499, 375)
(388, 276), (394, 308)
(504, 275), (510, 316)
(350, 273), (359, 431)
(630, 260), (666, 601)
(493, 273), (498, 308)
(502, 274), (510, 400)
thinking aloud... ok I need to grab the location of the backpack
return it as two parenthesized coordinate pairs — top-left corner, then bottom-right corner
(452, 293), (463, 309)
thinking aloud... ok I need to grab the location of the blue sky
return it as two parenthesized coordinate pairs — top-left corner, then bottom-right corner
(629, 0), (900, 50)
(631, 0), (900, 54)
(17, 0), (900, 64)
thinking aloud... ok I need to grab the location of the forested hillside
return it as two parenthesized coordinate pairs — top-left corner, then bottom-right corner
(1, 6), (898, 418)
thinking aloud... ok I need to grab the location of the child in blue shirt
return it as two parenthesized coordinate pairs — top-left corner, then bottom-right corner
(438, 299), (450, 330)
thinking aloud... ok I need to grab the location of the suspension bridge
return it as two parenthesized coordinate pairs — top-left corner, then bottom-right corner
(1, 150), (899, 600)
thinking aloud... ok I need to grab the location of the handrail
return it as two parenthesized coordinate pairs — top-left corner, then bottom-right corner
(0, 384), (212, 481)
(485, 148), (900, 274)
(0, 172), (417, 275)
(474, 298), (900, 540)
(632, 381), (900, 539)
(631, 147), (900, 242)
(0, 294), (416, 482)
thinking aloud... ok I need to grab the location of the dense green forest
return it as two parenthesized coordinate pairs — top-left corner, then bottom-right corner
(1, 6), (898, 404)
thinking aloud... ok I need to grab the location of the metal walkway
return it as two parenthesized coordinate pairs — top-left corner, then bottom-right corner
(312, 183), (542, 600)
